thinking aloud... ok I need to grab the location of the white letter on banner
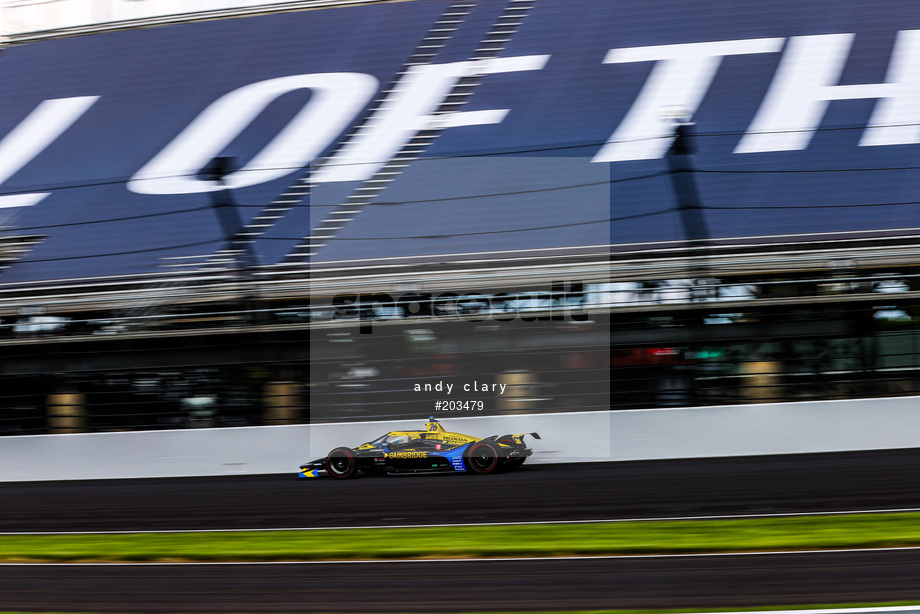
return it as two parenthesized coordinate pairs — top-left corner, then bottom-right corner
(592, 38), (784, 162)
(128, 73), (378, 195)
(736, 31), (920, 153)
(0, 96), (99, 209)
(314, 55), (550, 183)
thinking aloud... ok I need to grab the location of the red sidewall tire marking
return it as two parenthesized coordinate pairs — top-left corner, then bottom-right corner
(468, 443), (498, 474)
(327, 449), (356, 478)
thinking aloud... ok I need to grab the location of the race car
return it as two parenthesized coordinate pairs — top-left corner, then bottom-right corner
(299, 417), (540, 479)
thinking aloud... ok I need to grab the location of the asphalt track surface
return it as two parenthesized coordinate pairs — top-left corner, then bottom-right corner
(4, 449), (920, 611)
(5, 449), (920, 532)
(3, 550), (920, 612)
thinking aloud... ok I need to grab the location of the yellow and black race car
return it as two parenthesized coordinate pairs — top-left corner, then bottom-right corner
(299, 417), (540, 479)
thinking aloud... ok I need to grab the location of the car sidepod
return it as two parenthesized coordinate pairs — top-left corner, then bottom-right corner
(383, 442), (465, 473)
(434, 443), (469, 472)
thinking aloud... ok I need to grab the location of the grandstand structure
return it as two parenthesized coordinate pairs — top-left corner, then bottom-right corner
(2, 0), (920, 434)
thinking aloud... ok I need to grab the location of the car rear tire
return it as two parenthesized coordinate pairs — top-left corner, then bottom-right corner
(326, 447), (358, 479)
(464, 440), (501, 474)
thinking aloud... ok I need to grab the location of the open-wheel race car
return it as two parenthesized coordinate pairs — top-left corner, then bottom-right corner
(299, 417), (540, 478)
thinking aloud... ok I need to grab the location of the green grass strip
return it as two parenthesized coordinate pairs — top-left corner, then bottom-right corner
(3, 512), (920, 563)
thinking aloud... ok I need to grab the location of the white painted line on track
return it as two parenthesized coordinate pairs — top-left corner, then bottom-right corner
(6, 506), (920, 535)
(3, 545), (920, 566)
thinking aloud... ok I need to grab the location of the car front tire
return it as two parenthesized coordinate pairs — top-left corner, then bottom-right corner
(326, 447), (359, 479)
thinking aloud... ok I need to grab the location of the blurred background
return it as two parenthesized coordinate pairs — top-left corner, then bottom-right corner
(1, 0), (920, 437)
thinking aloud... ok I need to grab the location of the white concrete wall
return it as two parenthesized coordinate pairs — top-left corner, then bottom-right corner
(2, 396), (920, 482)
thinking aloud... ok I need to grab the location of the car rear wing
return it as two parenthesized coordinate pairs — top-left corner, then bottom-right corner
(489, 432), (541, 446)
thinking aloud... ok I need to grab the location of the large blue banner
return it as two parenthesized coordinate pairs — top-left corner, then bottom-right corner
(2, 0), (920, 281)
